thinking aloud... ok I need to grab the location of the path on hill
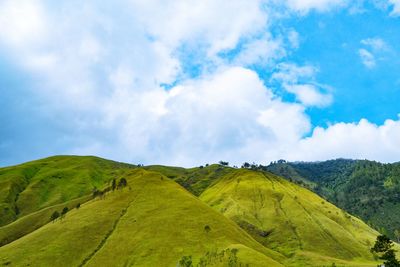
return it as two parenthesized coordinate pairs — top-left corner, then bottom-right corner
(78, 189), (140, 267)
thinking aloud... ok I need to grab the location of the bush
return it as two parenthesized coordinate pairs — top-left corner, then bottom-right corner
(50, 211), (60, 222)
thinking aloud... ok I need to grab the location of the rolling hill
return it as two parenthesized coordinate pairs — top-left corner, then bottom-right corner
(267, 159), (400, 239)
(0, 156), (395, 266)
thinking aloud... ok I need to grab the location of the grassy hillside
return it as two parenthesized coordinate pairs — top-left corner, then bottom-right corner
(0, 156), (394, 266)
(0, 169), (283, 267)
(200, 169), (381, 266)
(0, 155), (134, 227)
(267, 160), (400, 239)
(145, 164), (233, 196)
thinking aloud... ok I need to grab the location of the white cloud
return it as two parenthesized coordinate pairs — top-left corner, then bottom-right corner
(358, 37), (389, 68)
(388, 0), (400, 15)
(285, 84), (333, 107)
(129, 0), (268, 56)
(99, 67), (310, 165)
(0, 0), (47, 46)
(271, 63), (333, 107)
(361, 37), (388, 51)
(371, 0), (400, 16)
(2, 0), (400, 167)
(290, 117), (400, 163)
(358, 48), (376, 68)
(285, 0), (348, 13)
(232, 33), (285, 67)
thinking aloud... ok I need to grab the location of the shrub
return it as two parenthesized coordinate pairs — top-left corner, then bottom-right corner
(50, 211), (60, 222)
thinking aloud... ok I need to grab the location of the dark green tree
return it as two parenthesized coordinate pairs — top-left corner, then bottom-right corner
(111, 178), (116, 191)
(118, 178), (128, 189)
(371, 235), (400, 267)
(241, 162), (250, 168)
(61, 207), (69, 219)
(50, 211), (60, 222)
(178, 255), (193, 267)
(76, 203), (81, 209)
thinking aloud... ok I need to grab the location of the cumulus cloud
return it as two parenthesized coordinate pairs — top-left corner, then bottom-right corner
(0, 0), (47, 46)
(290, 117), (400, 162)
(96, 67), (310, 165)
(271, 63), (333, 107)
(1, 0), (400, 167)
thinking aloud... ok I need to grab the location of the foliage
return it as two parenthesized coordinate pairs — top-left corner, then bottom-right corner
(178, 255), (193, 267)
(178, 248), (248, 267)
(117, 178), (127, 189)
(267, 159), (400, 239)
(371, 235), (400, 267)
(50, 211), (60, 222)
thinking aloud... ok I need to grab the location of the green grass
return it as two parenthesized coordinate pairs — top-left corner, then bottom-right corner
(200, 169), (382, 266)
(0, 155), (134, 227)
(0, 169), (283, 267)
(0, 156), (396, 266)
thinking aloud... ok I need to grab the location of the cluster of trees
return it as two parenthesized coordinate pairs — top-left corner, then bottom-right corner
(50, 207), (69, 222)
(93, 177), (129, 199)
(371, 235), (400, 267)
(178, 248), (246, 267)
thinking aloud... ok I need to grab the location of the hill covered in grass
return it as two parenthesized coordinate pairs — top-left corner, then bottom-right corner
(266, 159), (400, 239)
(200, 169), (380, 266)
(0, 156), (394, 266)
(0, 155), (133, 226)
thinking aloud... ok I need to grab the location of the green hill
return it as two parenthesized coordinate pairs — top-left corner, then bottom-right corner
(0, 168), (283, 267)
(0, 155), (133, 226)
(267, 159), (400, 239)
(0, 156), (395, 266)
(200, 169), (381, 266)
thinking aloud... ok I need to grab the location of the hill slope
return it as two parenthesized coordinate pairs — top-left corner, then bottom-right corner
(200, 169), (380, 266)
(0, 155), (134, 227)
(0, 156), (393, 266)
(267, 159), (400, 239)
(0, 168), (283, 267)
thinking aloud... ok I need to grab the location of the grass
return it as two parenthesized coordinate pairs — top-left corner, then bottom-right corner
(200, 169), (382, 266)
(0, 168), (283, 267)
(0, 156), (396, 266)
(0, 155), (134, 227)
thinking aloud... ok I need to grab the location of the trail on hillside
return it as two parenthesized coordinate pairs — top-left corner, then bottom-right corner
(78, 190), (139, 267)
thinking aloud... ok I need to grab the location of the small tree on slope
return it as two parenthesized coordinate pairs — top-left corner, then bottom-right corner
(371, 235), (400, 267)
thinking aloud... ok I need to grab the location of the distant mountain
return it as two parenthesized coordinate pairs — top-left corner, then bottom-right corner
(0, 156), (395, 266)
(266, 159), (400, 240)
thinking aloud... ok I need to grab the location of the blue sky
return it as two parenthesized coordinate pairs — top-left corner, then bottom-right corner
(1, 0), (400, 167)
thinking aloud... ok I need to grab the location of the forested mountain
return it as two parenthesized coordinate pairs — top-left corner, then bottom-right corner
(267, 159), (400, 240)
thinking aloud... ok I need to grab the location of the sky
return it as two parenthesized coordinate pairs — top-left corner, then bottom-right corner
(1, 0), (400, 167)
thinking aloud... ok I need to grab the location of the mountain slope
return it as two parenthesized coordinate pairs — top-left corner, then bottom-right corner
(0, 156), (394, 266)
(200, 169), (380, 266)
(267, 160), (400, 239)
(0, 155), (134, 227)
(0, 168), (284, 267)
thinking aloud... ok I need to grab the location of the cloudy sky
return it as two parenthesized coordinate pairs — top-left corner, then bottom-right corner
(1, 0), (400, 167)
